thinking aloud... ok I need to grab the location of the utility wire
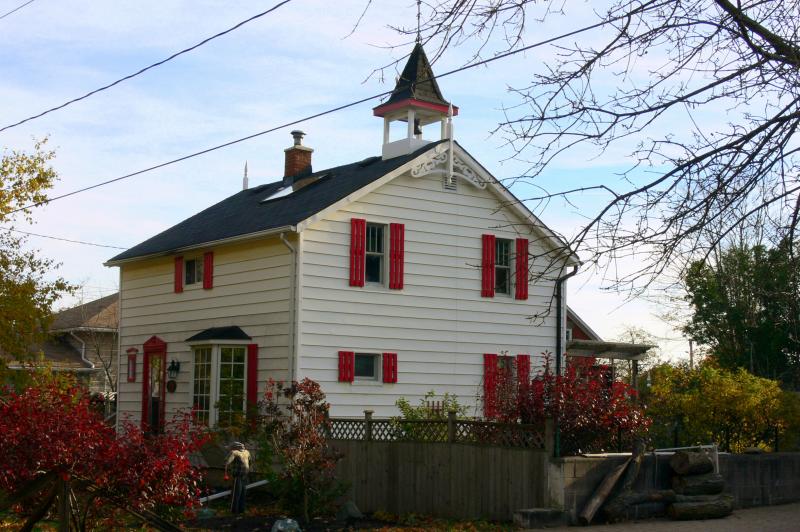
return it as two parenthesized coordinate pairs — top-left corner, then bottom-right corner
(1, 226), (127, 249)
(0, 0), (293, 133)
(9, 8), (648, 216)
(0, 0), (35, 21)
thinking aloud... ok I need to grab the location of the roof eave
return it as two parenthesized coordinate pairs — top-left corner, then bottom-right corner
(105, 224), (298, 266)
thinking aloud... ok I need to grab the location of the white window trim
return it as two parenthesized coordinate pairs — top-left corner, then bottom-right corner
(365, 222), (388, 287)
(190, 343), (248, 427)
(495, 237), (514, 297)
(354, 352), (382, 382)
(184, 256), (204, 287)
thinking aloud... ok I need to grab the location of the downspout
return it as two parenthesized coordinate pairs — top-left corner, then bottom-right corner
(69, 331), (94, 369)
(279, 232), (297, 382)
(554, 264), (578, 458)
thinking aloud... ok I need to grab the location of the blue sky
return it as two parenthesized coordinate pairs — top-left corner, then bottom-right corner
(0, 0), (692, 359)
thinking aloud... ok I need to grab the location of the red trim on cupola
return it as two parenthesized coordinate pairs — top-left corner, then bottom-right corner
(373, 98), (459, 118)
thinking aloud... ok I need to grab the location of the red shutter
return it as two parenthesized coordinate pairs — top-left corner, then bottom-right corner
(203, 251), (214, 290)
(246, 344), (258, 417)
(515, 238), (529, 300)
(174, 256), (184, 293)
(481, 235), (496, 297)
(483, 353), (498, 418)
(382, 353), (398, 383)
(349, 219), (366, 287)
(389, 223), (405, 289)
(516, 354), (531, 389)
(338, 351), (354, 382)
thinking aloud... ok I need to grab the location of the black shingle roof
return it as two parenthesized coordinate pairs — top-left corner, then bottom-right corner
(108, 141), (445, 262)
(185, 326), (251, 342)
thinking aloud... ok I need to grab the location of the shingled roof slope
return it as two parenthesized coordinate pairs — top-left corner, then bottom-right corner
(384, 42), (450, 107)
(51, 293), (118, 331)
(108, 141), (446, 263)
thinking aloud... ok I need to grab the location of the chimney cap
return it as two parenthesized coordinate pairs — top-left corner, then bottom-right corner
(290, 130), (305, 146)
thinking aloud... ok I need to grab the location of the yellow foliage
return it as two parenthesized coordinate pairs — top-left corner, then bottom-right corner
(647, 362), (792, 452)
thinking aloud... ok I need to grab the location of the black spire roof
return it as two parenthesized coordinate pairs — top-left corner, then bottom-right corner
(382, 42), (450, 108)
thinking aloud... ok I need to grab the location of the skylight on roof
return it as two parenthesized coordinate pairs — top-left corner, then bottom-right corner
(261, 186), (294, 202)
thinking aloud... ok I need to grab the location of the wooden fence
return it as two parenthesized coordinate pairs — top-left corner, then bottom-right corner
(328, 410), (547, 449)
(328, 412), (554, 520)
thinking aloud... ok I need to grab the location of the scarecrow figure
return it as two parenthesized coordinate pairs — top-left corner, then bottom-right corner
(224, 441), (251, 514)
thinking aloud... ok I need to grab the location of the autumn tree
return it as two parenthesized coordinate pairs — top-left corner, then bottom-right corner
(683, 238), (800, 387)
(385, 0), (800, 292)
(0, 139), (71, 361)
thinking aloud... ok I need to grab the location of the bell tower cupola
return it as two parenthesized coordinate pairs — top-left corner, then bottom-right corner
(374, 42), (458, 160)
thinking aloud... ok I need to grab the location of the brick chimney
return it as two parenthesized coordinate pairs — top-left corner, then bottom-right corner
(284, 130), (313, 185)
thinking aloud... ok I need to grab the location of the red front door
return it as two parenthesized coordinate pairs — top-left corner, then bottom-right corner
(142, 336), (167, 433)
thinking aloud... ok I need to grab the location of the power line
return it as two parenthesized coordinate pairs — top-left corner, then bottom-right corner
(1, 226), (127, 249)
(10, 7), (645, 215)
(0, 0), (293, 133)
(0, 0), (35, 21)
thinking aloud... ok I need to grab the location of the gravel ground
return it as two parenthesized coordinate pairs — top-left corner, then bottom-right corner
(545, 502), (800, 531)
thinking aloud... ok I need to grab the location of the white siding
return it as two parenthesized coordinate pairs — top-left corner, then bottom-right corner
(299, 171), (560, 417)
(116, 237), (293, 426)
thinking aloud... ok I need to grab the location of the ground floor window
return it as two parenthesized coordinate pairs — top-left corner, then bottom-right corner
(192, 345), (247, 427)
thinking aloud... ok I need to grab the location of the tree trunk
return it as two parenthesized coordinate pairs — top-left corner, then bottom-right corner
(670, 450), (714, 476)
(578, 458), (630, 525)
(672, 472), (724, 495)
(668, 494), (734, 520)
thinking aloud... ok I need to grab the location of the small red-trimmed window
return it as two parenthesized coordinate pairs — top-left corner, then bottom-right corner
(184, 257), (204, 286)
(126, 348), (138, 382)
(515, 239), (529, 300)
(338, 351), (355, 382)
(382, 353), (398, 383)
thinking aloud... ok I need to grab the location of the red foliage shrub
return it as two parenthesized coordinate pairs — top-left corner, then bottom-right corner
(487, 353), (650, 454)
(258, 378), (344, 522)
(0, 377), (207, 520)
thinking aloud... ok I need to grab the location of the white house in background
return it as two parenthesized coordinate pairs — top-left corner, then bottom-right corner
(105, 43), (578, 430)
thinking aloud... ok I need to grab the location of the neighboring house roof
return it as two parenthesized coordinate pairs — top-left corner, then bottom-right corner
(51, 293), (119, 331)
(381, 42), (450, 108)
(566, 307), (654, 361)
(566, 306), (603, 341)
(106, 141), (445, 264)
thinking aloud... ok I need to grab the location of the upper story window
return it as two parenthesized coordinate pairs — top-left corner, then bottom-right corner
(365, 223), (385, 284)
(349, 219), (405, 289)
(185, 257), (204, 286)
(495, 238), (512, 295)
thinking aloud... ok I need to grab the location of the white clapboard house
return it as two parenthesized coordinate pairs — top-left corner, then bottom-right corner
(106, 43), (578, 431)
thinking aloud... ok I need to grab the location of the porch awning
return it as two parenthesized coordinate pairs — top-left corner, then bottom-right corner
(566, 339), (654, 361)
(185, 326), (251, 342)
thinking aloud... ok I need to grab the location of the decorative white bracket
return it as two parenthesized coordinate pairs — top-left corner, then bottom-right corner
(410, 147), (486, 189)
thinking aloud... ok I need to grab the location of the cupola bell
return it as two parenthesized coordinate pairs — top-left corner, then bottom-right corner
(373, 42), (458, 160)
